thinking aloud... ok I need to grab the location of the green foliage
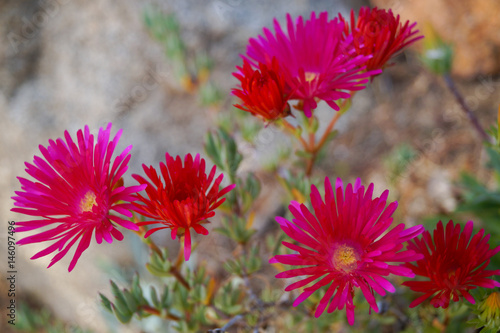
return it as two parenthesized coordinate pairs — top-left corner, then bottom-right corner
(145, 248), (172, 277)
(266, 232), (287, 256)
(143, 9), (187, 80)
(420, 25), (453, 75)
(199, 80), (223, 107)
(421, 42), (453, 75)
(276, 168), (312, 203)
(204, 127), (262, 216)
(13, 302), (92, 333)
(143, 10), (183, 55)
(239, 114), (262, 143)
(300, 113), (319, 134)
(100, 275), (151, 324)
(315, 130), (338, 160)
(385, 143), (418, 184)
(224, 245), (262, 276)
(262, 146), (293, 172)
(101, 270), (216, 331)
(204, 127), (243, 182)
(214, 281), (246, 315)
(238, 173), (261, 212)
(100, 246), (268, 332)
(215, 215), (256, 245)
(143, 8), (223, 105)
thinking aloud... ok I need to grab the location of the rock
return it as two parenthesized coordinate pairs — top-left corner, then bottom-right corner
(427, 170), (457, 213)
(371, 0), (500, 77)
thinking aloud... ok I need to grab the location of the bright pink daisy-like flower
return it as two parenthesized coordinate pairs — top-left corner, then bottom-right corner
(132, 153), (235, 260)
(339, 7), (423, 72)
(244, 12), (380, 117)
(270, 178), (423, 325)
(232, 59), (292, 122)
(403, 220), (500, 308)
(12, 124), (144, 272)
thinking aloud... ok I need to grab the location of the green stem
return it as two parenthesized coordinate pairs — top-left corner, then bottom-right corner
(135, 226), (191, 290)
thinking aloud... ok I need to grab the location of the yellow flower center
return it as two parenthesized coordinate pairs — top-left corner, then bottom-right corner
(80, 191), (97, 213)
(304, 72), (318, 83)
(332, 244), (359, 273)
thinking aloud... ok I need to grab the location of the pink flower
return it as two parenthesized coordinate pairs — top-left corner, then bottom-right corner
(403, 220), (500, 308)
(244, 12), (380, 117)
(270, 178), (423, 325)
(132, 153), (235, 260)
(12, 124), (144, 271)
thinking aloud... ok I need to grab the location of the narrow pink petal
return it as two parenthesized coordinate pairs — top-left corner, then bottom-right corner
(184, 229), (192, 261)
(293, 289), (314, 307)
(144, 227), (168, 238)
(68, 231), (92, 272)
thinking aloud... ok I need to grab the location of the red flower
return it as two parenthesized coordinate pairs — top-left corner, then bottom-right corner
(403, 220), (500, 308)
(132, 153), (235, 260)
(232, 59), (291, 122)
(270, 178), (424, 325)
(12, 124), (144, 271)
(244, 12), (378, 117)
(339, 7), (423, 72)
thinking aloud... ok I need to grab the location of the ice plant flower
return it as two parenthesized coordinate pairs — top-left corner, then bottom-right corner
(12, 124), (144, 271)
(403, 220), (500, 308)
(244, 12), (379, 117)
(132, 153), (235, 260)
(270, 178), (424, 325)
(232, 59), (291, 122)
(339, 7), (423, 72)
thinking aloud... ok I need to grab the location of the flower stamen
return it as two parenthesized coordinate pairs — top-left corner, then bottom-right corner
(333, 244), (359, 273)
(80, 191), (97, 213)
(304, 72), (318, 83)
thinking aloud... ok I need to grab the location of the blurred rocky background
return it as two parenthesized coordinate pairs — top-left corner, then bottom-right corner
(372, 0), (500, 77)
(1, 0), (499, 332)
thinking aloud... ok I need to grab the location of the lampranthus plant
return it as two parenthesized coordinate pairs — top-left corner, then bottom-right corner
(15, 6), (500, 333)
(270, 178), (424, 325)
(132, 153), (235, 260)
(12, 124), (145, 271)
(403, 220), (500, 308)
(244, 12), (380, 117)
(232, 59), (292, 122)
(339, 7), (423, 72)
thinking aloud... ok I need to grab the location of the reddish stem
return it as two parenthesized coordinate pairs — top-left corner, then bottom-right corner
(170, 266), (191, 290)
(443, 74), (492, 143)
(135, 226), (191, 290)
(304, 97), (352, 176)
(141, 305), (181, 321)
(281, 119), (309, 149)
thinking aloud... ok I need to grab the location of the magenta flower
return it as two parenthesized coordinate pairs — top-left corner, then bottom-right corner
(270, 178), (424, 325)
(12, 124), (145, 271)
(244, 12), (380, 117)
